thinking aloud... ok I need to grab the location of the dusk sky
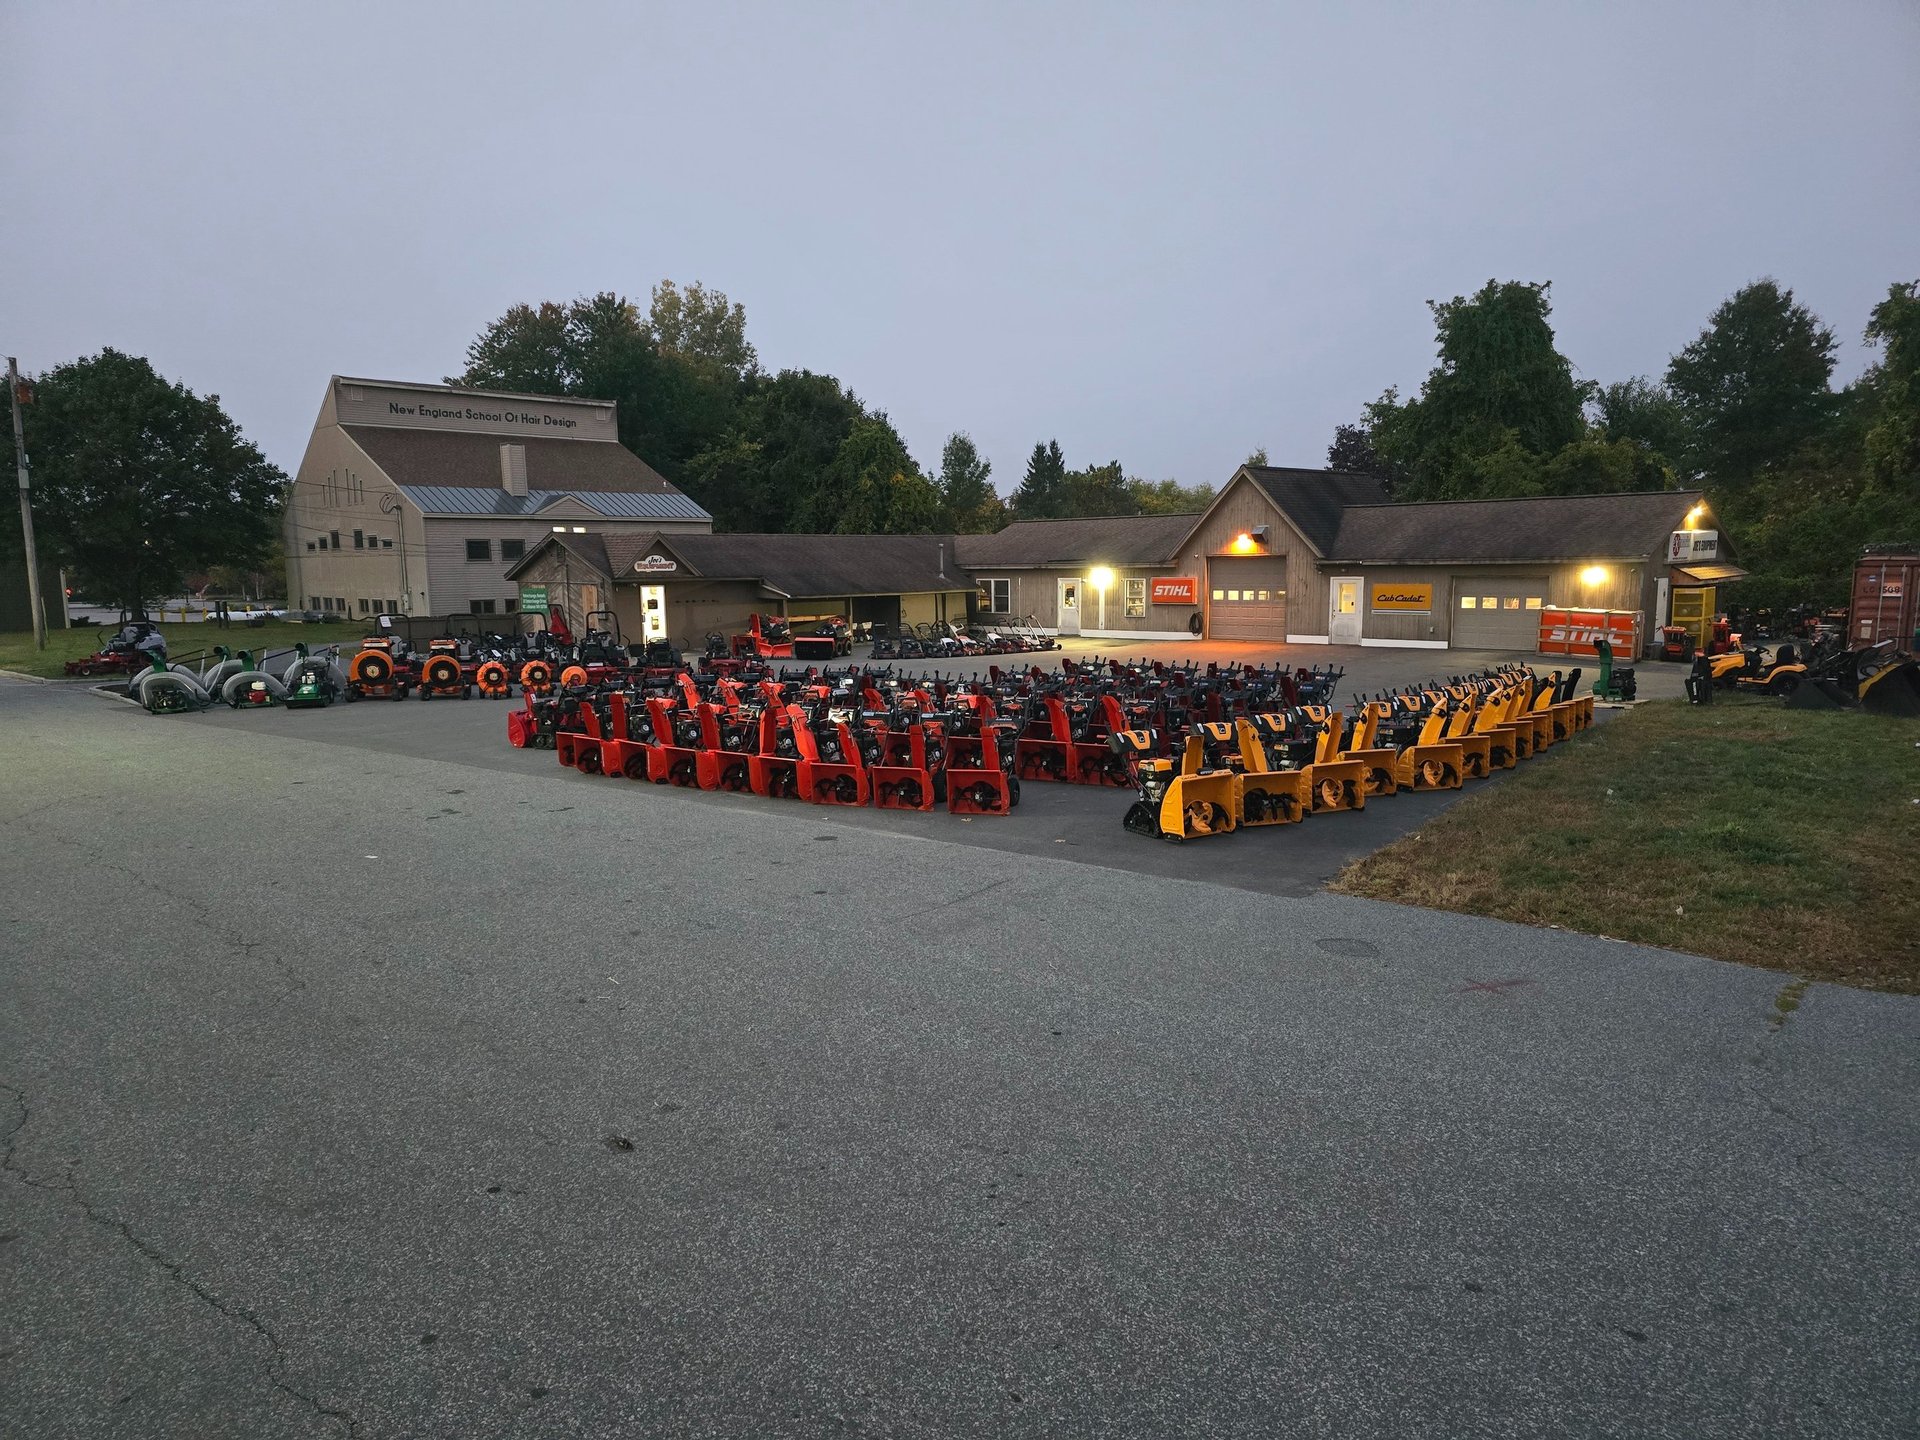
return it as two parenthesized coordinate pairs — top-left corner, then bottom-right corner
(7, 1), (1917, 494)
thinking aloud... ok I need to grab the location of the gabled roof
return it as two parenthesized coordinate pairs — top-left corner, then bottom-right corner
(1240, 468), (1393, 555)
(1326, 490), (1709, 564)
(394, 485), (709, 521)
(343, 425), (696, 500)
(506, 531), (970, 597)
(953, 513), (1200, 570)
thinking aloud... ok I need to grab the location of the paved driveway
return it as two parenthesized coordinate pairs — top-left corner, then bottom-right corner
(2, 676), (1911, 1439)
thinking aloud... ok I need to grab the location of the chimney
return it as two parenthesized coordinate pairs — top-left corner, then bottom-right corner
(938, 540), (948, 580)
(500, 443), (528, 498)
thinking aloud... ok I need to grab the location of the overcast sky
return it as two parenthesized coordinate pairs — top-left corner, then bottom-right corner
(7, 1), (1917, 495)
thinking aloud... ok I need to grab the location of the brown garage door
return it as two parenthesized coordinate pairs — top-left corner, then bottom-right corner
(1451, 577), (1547, 650)
(1207, 557), (1288, 642)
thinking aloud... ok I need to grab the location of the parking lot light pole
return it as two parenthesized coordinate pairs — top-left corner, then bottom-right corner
(9, 356), (48, 649)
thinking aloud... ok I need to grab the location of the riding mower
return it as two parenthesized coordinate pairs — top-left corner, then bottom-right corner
(1121, 732), (1239, 842)
(64, 620), (164, 677)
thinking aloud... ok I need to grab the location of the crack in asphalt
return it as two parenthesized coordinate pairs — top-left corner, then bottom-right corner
(1739, 983), (1914, 1223)
(0, 1084), (362, 1436)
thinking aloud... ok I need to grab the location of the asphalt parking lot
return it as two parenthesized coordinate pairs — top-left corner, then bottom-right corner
(3, 645), (1913, 1440)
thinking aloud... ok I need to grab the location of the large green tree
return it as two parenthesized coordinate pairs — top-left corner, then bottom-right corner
(1011, 440), (1068, 518)
(8, 350), (284, 614)
(936, 432), (1004, 532)
(681, 369), (863, 531)
(1665, 279), (1837, 498)
(1061, 460), (1136, 516)
(644, 280), (758, 377)
(1128, 477), (1215, 514)
(1367, 280), (1594, 499)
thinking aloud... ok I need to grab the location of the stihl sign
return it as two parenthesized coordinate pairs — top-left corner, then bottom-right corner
(1539, 608), (1641, 657)
(1149, 577), (1198, 604)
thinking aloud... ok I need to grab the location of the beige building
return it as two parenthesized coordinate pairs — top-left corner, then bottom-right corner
(283, 377), (711, 622)
(955, 467), (1734, 656)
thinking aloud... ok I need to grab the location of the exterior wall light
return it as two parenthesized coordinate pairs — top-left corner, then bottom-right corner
(1089, 565), (1115, 591)
(1230, 532), (1256, 554)
(1581, 565), (1609, 586)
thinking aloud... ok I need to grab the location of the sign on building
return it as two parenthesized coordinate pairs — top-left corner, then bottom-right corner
(633, 555), (677, 574)
(1369, 582), (1433, 613)
(519, 584), (549, 612)
(1149, 577), (1198, 604)
(1667, 530), (1720, 563)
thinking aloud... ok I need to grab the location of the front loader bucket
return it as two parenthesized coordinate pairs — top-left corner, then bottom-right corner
(1859, 660), (1920, 717)
(1784, 679), (1851, 711)
(1235, 770), (1308, 826)
(1158, 771), (1239, 840)
(1302, 759), (1367, 813)
(1393, 743), (1465, 792)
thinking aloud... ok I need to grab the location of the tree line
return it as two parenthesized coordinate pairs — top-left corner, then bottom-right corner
(453, 282), (1214, 534)
(1324, 278), (1920, 608)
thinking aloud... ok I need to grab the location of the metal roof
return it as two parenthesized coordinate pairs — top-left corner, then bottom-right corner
(395, 485), (711, 521)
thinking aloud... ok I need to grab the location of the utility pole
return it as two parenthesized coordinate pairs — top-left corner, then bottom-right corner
(9, 357), (48, 649)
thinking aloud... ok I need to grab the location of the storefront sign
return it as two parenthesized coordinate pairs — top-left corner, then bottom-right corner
(633, 554), (677, 574)
(1369, 582), (1433, 613)
(1538, 608), (1641, 657)
(1149, 577), (1198, 605)
(1668, 529), (1719, 563)
(518, 584), (549, 612)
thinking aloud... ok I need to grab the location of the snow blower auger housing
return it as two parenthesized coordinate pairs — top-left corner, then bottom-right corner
(1230, 714), (1310, 826)
(1295, 707), (1367, 813)
(945, 694), (1019, 815)
(1122, 734), (1238, 841)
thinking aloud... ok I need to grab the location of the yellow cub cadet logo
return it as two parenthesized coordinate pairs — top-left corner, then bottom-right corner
(1370, 583), (1433, 612)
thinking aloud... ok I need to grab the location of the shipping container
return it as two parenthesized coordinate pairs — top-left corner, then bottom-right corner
(1850, 549), (1920, 650)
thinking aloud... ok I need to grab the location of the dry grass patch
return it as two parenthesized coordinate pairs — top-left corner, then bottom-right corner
(1332, 701), (1920, 992)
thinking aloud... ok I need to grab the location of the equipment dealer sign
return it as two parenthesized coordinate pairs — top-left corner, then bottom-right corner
(633, 555), (677, 574)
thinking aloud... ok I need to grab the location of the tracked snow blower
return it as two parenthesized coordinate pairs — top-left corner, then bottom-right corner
(1122, 733), (1239, 842)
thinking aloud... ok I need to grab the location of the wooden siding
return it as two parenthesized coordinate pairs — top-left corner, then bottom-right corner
(1341, 562), (1653, 651)
(969, 565), (1200, 635)
(1186, 475), (1328, 638)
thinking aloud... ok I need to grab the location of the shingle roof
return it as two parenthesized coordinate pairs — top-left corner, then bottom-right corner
(952, 514), (1199, 569)
(1327, 490), (1708, 564)
(1241, 468), (1393, 555)
(509, 531), (971, 597)
(343, 425), (691, 498)
(394, 485), (709, 521)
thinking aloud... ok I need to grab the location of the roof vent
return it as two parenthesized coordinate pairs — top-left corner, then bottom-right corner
(500, 443), (528, 498)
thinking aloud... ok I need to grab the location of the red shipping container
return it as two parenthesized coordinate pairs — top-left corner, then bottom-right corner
(1850, 550), (1919, 650)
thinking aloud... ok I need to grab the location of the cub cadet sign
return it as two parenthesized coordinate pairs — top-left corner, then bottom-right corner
(633, 555), (677, 574)
(1369, 582), (1433, 613)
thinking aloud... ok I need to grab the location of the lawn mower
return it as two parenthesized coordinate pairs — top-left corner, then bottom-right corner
(219, 649), (290, 708)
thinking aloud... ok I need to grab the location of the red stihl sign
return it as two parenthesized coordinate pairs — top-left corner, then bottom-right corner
(1150, 577), (1198, 605)
(1538, 609), (1641, 657)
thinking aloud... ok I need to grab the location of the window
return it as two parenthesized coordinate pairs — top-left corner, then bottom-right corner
(1256, 589), (1269, 602)
(976, 577), (1011, 614)
(500, 538), (525, 561)
(470, 598), (497, 615)
(505, 597), (519, 613)
(316, 535), (327, 551)
(329, 530), (340, 549)
(1481, 597), (1496, 610)
(1212, 589), (1224, 601)
(381, 537), (394, 549)
(309, 595), (320, 610)
(306, 540), (316, 551)
(1123, 578), (1146, 619)
(358, 598), (370, 613)
(1460, 596), (1477, 609)
(465, 539), (491, 562)
(1525, 596), (1543, 610)
(1503, 596), (1521, 610)
(353, 529), (364, 550)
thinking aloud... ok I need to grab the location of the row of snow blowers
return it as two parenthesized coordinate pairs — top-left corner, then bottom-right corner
(517, 664), (1023, 816)
(1115, 661), (1598, 841)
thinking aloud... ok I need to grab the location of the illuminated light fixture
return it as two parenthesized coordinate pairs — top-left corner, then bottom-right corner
(1089, 565), (1116, 591)
(572, 526), (588, 533)
(1685, 503), (1706, 527)
(1580, 565), (1609, 586)
(1230, 532), (1256, 554)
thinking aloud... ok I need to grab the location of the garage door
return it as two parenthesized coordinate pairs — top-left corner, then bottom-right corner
(1451, 578), (1547, 650)
(1207, 557), (1288, 642)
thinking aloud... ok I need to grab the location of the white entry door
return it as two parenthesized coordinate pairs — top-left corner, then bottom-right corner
(1329, 576), (1362, 644)
(640, 585), (668, 642)
(1057, 579), (1081, 636)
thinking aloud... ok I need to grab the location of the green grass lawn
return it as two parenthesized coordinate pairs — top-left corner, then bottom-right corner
(1332, 700), (1920, 992)
(0, 621), (371, 678)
